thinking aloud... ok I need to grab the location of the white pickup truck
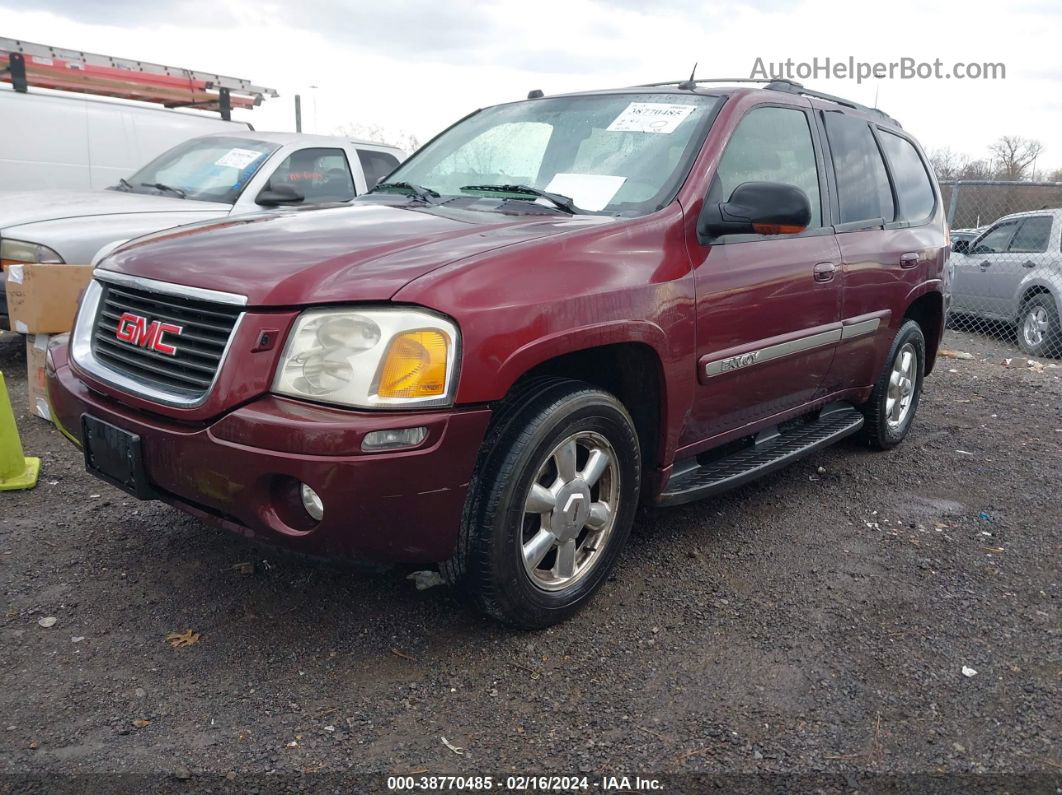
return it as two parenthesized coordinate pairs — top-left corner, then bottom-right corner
(0, 131), (405, 328)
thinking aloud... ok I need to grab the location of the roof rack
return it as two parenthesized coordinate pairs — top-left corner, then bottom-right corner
(640, 77), (897, 124)
(0, 37), (278, 120)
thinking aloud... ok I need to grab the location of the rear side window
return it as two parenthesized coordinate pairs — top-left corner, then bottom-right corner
(879, 131), (935, 223)
(823, 113), (894, 225)
(1008, 216), (1052, 253)
(713, 106), (822, 229)
(357, 149), (401, 189)
(971, 221), (1018, 254)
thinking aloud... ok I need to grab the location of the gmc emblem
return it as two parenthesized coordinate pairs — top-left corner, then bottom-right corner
(115, 312), (183, 356)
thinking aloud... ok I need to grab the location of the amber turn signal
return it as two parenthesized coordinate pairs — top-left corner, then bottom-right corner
(376, 330), (449, 399)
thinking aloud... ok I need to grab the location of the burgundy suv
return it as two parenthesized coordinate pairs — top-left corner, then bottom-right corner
(48, 79), (947, 627)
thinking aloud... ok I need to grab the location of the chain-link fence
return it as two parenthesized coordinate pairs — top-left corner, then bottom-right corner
(942, 179), (1062, 359)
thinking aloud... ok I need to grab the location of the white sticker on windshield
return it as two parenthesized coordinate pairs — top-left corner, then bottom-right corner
(544, 173), (626, 212)
(214, 148), (264, 169)
(606, 102), (695, 134)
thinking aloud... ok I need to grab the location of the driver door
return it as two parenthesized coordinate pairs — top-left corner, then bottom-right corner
(682, 104), (841, 446)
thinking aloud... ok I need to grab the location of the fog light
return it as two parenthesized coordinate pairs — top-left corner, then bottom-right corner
(362, 426), (428, 452)
(300, 483), (324, 521)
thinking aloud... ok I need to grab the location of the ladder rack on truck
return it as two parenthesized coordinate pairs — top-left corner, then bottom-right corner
(0, 37), (278, 120)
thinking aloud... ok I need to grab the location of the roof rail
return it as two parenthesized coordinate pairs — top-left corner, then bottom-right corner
(0, 37), (278, 120)
(640, 76), (898, 125)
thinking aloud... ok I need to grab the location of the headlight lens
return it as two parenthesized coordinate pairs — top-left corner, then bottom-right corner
(272, 308), (459, 409)
(0, 238), (65, 265)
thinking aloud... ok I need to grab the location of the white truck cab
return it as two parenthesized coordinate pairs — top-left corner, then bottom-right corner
(0, 131), (405, 328)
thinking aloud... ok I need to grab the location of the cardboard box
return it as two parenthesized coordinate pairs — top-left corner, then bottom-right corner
(5, 263), (95, 334)
(25, 333), (52, 421)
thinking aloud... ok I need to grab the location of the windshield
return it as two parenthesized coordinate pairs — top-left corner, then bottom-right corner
(382, 93), (720, 216)
(112, 137), (279, 204)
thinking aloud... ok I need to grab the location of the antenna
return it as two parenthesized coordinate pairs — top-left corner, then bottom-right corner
(677, 62), (698, 91)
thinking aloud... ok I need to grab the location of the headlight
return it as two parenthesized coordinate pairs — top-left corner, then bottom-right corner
(272, 307), (459, 409)
(1, 238), (65, 265)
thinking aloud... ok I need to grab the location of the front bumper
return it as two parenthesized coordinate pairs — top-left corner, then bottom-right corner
(47, 344), (491, 563)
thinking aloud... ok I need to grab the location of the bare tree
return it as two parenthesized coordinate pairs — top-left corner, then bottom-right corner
(928, 148), (963, 181)
(988, 136), (1044, 180)
(1047, 166), (1062, 184)
(957, 158), (996, 181)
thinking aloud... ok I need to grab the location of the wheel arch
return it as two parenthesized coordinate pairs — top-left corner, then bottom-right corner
(903, 289), (944, 375)
(502, 338), (670, 500)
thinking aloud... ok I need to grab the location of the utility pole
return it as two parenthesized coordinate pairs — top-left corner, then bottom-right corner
(294, 94), (302, 133)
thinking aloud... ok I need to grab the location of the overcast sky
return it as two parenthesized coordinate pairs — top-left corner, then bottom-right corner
(2, 0), (1060, 171)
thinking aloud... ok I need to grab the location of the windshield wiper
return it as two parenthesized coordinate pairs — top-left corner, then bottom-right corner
(369, 181), (440, 203)
(459, 184), (577, 214)
(114, 177), (134, 192)
(140, 182), (186, 199)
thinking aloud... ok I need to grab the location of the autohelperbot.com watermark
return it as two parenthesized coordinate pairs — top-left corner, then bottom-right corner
(750, 56), (1006, 83)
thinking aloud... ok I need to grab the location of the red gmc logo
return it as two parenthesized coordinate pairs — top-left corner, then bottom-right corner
(115, 312), (183, 356)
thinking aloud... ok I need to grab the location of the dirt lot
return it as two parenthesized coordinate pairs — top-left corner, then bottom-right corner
(0, 326), (1059, 790)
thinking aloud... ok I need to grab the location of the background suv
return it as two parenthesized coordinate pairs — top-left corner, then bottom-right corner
(950, 208), (1062, 357)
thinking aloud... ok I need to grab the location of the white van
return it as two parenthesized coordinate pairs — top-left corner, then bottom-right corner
(0, 86), (252, 192)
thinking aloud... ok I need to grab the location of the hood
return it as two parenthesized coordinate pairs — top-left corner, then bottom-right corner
(100, 202), (614, 305)
(0, 190), (230, 229)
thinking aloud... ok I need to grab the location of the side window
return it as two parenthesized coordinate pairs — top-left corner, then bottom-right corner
(713, 106), (822, 229)
(971, 221), (1018, 254)
(1008, 216), (1052, 253)
(269, 148), (355, 203)
(879, 131), (935, 223)
(356, 149), (401, 189)
(823, 112), (894, 225)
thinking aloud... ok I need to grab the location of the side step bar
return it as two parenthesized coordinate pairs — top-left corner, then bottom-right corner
(658, 403), (864, 507)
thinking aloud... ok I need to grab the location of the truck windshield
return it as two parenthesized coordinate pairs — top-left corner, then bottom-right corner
(381, 93), (720, 216)
(112, 137), (279, 204)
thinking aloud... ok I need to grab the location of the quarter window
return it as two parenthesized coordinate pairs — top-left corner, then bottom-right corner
(823, 113), (894, 225)
(713, 106), (822, 229)
(1008, 216), (1052, 253)
(879, 131), (935, 223)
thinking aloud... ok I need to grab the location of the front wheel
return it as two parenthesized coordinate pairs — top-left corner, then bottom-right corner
(859, 320), (926, 450)
(1017, 295), (1062, 358)
(447, 379), (641, 628)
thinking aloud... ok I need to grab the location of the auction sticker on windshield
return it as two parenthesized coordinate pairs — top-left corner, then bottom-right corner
(214, 148), (265, 169)
(544, 173), (626, 211)
(606, 102), (696, 134)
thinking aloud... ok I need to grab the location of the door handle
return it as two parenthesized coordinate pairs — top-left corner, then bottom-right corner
(813, 262), (836, 282)
(899, 252), (920, 268)
(979, 260), (991, 271)
(1022, 260), (1037, 269)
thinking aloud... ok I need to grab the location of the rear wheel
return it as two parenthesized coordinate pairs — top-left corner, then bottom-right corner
(447, 379), (640, 628)
(859, 320), (925, 450)
(1017, 294), (1062, 358)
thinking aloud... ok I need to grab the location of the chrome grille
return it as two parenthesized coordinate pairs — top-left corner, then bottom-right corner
(90, 283), (242, 399)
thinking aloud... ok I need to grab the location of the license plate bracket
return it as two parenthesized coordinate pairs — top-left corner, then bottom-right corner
(81, 414), (156, 499)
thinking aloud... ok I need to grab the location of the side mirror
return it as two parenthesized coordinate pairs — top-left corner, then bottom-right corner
(697, 181), (811, 242)
(256, 183), (305, 207)
(951, 239), (970, 254)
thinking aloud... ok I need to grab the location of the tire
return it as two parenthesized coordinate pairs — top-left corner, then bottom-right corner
(1016, 294), (1062, 358)
(446, 378), (641, 628)
(859, 320), (926, 450)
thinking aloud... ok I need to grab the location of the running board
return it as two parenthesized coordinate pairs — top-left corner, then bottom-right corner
(658, 403), (864, 507)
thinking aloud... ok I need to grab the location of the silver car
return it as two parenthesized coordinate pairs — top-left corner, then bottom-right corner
(0, 131), (404, 328)
(950, 208), (1062, 357)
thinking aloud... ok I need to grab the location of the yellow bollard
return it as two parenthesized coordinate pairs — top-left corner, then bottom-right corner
(0, 371), (40, 491)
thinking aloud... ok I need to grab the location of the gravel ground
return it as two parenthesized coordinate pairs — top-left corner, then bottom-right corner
(0, 326), (1059, 790)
